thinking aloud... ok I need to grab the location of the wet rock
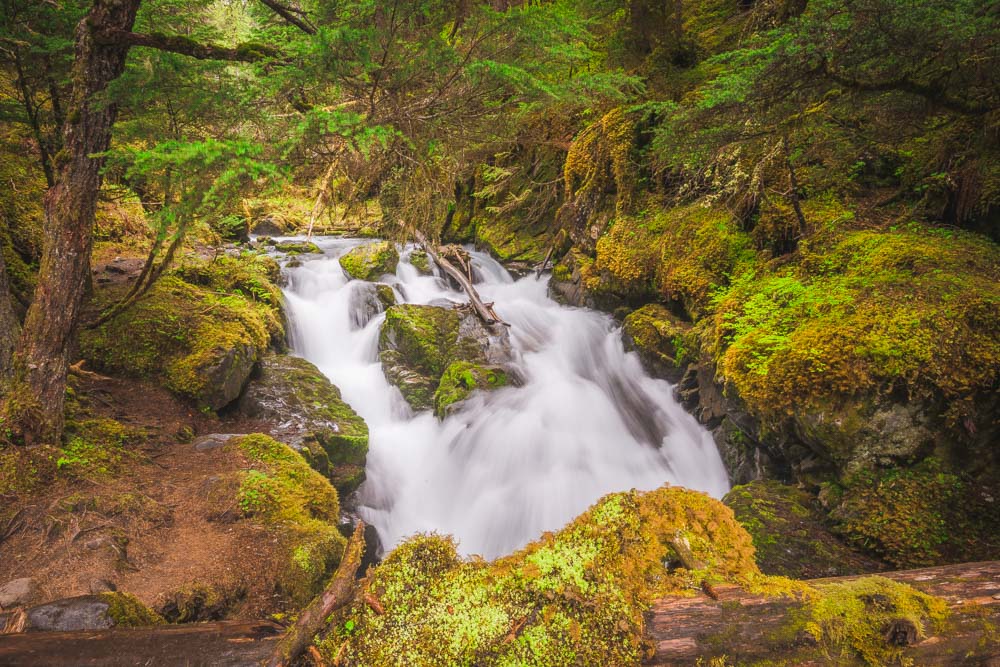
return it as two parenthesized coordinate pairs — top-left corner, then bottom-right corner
(408, 249), (433, 275)
(0, 578), (37, 609)
(348, 283), (395, 330)
(621, 304), (691, 384)
(199, 343), (261, 411)
(378, 304), (514, 412)
(274, 240), (321, 255)
(237, 354), (369, 495)
(434, 361), (509, 418)
(723, 481), (885, 579)
(339, 242), (399, 281)
(251, 218), (287, 236)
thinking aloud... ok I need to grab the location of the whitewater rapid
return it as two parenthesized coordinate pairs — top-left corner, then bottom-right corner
(280, 237), (729, 559)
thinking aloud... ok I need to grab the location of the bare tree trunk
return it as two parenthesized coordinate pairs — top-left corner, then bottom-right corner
(782, 134), (807, 235)
(12, 0), (142, 445)
(0, 248), (19, 379)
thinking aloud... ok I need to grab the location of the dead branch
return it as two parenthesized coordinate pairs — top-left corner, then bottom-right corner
(264, 522), (366, 667)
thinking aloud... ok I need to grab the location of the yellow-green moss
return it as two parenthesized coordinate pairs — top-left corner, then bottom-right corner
(564, 108), (638, 215)
(99, 592), (166, 627)
(0, 444), (58, 495)
(799, 577), (949, 665)
(321, 486), (764, 666)
(56, 418), (145, 479)
(622, 304), (696, 375)
(710, 224), (1000, 423)
(231, 434), (346, 605)
(339, 241), (399, 281)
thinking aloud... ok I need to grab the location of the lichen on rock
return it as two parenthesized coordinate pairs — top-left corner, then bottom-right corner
(339, 241), (399, 281)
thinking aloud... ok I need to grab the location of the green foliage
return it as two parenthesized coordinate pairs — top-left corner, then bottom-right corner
(57, 418), (144, 479)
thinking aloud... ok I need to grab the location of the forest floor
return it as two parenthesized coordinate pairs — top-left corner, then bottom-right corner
(0, 257), (293, 621)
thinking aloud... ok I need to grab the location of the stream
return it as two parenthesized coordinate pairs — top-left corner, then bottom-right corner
(280, 237), (730, 559)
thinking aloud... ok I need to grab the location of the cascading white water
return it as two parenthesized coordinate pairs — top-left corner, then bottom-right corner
(281, 237), (730, 559)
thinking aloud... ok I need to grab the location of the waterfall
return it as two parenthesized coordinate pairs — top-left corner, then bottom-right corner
(281, 238), (730, 559)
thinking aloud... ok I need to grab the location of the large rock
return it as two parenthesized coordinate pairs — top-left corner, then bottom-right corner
(339, 242), (399, 281)
(378, 304), (513, 412)
(0, 578), (37, 609)
(238, 354), (369, 495)
(21, 593), (162, 631)
(723, 481), (885, 579)
(433, 361), (509, 418)
(347, 282), (396, 330)
(621, 304), (692, 384)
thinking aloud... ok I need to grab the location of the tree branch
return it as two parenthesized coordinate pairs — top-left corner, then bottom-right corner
(256, 0), (317, 35)
(99, 30), (277, 62)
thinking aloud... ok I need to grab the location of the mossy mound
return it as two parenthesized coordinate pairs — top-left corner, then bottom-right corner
(796, 577), (949, 666)
(433, 361), (508, 418)
(99, 592), (166, 628)
(621, 304), (695, 382)
(474, 215), (548, 264)
(238, 354), (369, 495)
(274, 240), (322, 255)
(826, 458), (1000, 568)
(229, 434), (346, 605)
(57, 418), (146, 480)
(723, 481), (884, 579)
(408, 249), (432, 274)
(321, 486), (762, 666)
(379, 304), (501, 411)
(339, 242), (399, 281)
(81, 254), (283, 410)
(0, 444), (58, 496)
(710, 224), (1000, 431)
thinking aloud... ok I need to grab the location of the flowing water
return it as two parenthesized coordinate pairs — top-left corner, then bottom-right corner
(280, 237), (730, 559)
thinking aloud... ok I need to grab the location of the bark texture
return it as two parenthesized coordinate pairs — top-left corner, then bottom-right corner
(0, 247), (18, 379)
(14, 0), (141, 444)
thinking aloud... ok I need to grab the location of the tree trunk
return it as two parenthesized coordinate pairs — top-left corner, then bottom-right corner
(644, 560), (1000, 665)
(0, 248), (19, 379)
(12, 0), (142, 445)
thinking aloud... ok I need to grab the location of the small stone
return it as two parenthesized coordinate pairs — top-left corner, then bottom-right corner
(193, 433), (241, 452)
(0, 578), (37, 608)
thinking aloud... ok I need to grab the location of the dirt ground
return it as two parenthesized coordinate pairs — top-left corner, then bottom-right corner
(0, 372), (299, 620)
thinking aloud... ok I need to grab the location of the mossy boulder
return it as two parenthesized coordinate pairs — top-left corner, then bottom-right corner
(433, 361), (509, 417)
(237, 354), (369, 495)
(339, 242), (399, 281)
(23, 593), (163, 631)
(378, 304), (512, 411)
(228, 434), (346, 605)
(408, 249), (432, 275)
(621, 304), (694, 383)
(825, 458), (1000, 568)
(82, 254), (283, 411)
(724, 480), (885, 579)
(273, 240), (321, 255)
(347, 282), (396, 330)
(320, 486), (763, 666)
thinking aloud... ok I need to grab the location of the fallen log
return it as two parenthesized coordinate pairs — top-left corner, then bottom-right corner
(264, 521), (366, 667)
(645, 560), (1000, 666)
(410, 228), (509, 327)
(0, 620), (283, 666)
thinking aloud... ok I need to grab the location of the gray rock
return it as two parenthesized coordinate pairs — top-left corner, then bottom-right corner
(198, 343), (260, 411)
(26, 596), (115, 632)
(0, 578), (37, 608)
(193, 433), (242, 452)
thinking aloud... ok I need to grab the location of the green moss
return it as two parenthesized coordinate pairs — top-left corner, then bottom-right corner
(724, 481), (882, 578)
(339, 242), (399, 280)
(231, 434), (346, 604)
(474, 215), (548, 264)
(320, 486), (765, 666)
(274, 240), (322, 255)
(409, 249), (432, 274)
(81, 252), (283, 410)
(434, 361), (508, 417)
(0, 444), (58, 495)
(828, 459), (1000, 568)
(100, 592), (166, 627)
(798, 577), (949, 665)
(621, 304), (696, 377)
(710, 224), (1000, 424)
(56, 418), (145, 479)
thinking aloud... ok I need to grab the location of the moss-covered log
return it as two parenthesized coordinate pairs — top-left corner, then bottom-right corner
(644, 560), (1000, 666)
